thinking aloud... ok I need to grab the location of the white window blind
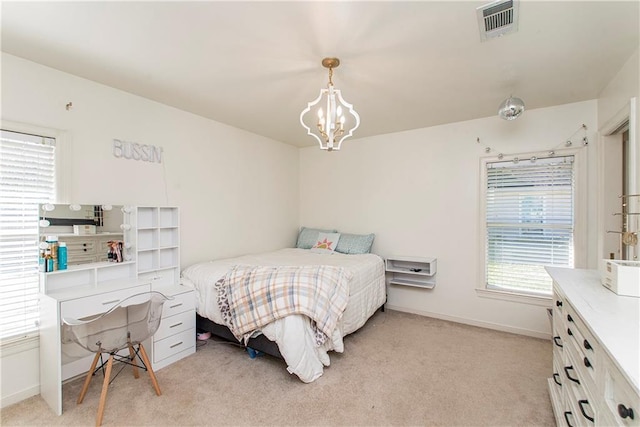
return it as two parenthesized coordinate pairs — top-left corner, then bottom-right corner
(485, 155), (574, 296)
(0, 129), (56, 341)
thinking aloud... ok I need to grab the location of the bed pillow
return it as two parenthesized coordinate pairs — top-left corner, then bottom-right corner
(310, 232), (341, 254)
(296, 227), (338, 249)
(335, 233), (375, 254)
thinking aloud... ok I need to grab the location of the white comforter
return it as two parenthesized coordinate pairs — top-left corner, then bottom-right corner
(180, 248), (386, 382)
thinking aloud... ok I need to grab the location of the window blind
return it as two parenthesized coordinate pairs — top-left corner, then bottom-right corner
(0, 129), (56, 341)
(485, 155), (574, 296)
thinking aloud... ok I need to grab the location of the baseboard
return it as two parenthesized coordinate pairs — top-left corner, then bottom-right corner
(384, 305), (551, 340)
(0, 385), (39, 409)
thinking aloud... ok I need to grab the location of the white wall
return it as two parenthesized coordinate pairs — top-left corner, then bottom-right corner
(596, 48), (640, 256)
(1, 53), (300, 264)
(0, 53), (300, 407)
(299, 100), (598, 338)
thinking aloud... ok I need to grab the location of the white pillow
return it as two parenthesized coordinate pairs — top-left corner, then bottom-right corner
(310, 232), (341, 254)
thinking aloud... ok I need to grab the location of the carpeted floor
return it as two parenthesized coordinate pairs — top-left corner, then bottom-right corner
(1, 309), (554, 426)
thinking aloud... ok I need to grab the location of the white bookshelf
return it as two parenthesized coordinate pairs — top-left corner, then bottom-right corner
(134, 207), (181, 288)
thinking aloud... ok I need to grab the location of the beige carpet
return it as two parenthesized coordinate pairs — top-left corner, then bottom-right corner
(1, 310), (554, 426)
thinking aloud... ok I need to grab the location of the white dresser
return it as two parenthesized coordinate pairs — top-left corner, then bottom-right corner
(546, 267), (639, 427)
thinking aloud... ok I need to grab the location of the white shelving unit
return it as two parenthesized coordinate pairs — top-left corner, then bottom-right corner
(134, 207), (181, 288)
(385, 256), (437, 289)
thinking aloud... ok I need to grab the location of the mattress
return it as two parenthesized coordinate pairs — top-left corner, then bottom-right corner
(181, 248), (386, 382)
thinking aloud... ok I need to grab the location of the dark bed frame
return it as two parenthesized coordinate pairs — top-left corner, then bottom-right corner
(196, 302), (385, 360)
(196, 314), (283, 358)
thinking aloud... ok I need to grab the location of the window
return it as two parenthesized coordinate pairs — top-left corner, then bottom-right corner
(481, 154), (576, 297)
(0, 129), (56, 341)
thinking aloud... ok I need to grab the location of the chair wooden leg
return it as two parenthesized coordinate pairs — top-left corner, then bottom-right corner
(128, 345), (140, 379)
(137, 344), (161, 396)
(95, 355), (114, 427)
(78, 352), (101, 404)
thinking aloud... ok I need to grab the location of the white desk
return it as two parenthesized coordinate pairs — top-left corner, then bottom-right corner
(39, 262), (151, 415)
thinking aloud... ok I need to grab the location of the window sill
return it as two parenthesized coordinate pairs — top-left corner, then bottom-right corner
(475, 288), (552, 307)
(0, 333), (39, 357)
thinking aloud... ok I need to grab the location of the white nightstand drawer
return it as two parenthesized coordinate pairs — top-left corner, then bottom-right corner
(155, 310), (195, 341)
(153, 328), (194, 363)
(162, 291), (195, 317)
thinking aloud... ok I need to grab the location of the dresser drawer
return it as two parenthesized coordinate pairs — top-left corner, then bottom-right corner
(154, 310), (195, 341)
(604, 362), (640, 427)
(153, 328), (194, 363)
(162, 291), (195, 318)
(565, 335), (597, 394)
(61, 285), (150, 321)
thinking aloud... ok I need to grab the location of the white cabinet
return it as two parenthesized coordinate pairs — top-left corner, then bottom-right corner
(385, 256), (437, 288)
(546, 267), (639, 427)
(151, 286), (196, 371)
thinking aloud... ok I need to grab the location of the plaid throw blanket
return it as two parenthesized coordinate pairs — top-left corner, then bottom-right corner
(216, 265), (351, 346)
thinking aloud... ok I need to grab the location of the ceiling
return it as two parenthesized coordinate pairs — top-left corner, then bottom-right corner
(1, 1), (639, 148)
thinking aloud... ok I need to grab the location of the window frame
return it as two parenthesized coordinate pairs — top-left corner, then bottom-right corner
(477, 147), (587, 304)
(0, 121), (67, 344)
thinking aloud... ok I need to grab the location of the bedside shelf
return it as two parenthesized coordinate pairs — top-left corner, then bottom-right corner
(385, 256), (437, 289)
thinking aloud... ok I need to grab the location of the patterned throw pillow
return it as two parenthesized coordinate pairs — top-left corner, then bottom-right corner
(310, 232), (341, 254)
(296, 227), (338, 249)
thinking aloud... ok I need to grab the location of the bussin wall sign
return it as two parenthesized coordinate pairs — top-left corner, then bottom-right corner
(112, 139), (163, 164)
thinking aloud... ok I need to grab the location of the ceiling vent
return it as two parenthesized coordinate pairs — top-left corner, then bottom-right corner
(477, 0), (519, 41)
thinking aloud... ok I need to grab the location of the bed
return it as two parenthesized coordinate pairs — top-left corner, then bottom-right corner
(180, 246), (386, 383)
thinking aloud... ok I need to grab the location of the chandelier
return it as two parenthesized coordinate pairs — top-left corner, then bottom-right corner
(498, 95), (525, 120)
(300, 58), (360, 151)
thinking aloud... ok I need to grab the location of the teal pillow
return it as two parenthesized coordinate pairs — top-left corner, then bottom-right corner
(335, 233), (375, 254)
(296, 227), (338, 249)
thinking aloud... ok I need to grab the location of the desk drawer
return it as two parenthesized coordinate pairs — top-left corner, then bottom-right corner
(60, 285), (150, 321)
(153, 328), (194, 363)
(162, 291), (195, 318)
(155, 310), (195, 341)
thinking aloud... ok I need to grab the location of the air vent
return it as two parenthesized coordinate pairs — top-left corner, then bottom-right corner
(477, 0), (519, 41)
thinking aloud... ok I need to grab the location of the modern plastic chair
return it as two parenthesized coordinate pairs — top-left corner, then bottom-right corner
(62, 291), (170, 426)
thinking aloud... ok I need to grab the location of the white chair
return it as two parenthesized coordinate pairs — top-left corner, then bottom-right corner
(62, 292), (169, 426)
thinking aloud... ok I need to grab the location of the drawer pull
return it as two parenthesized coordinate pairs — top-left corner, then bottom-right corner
(552, 373), (562, 386)
(578, 400), (594, 422)
(553, 336), (563, 348)
(618, 404), (635, 420)
(169, 341), (183, 349)
(564, 366), (580, 384)
(583, 357), (591, 368)
(564, 412), (574, 427)
(556, 300), (563, 307)
(102, 299), (119, 305)
(567, 314), (574, 322)
(583, 339), (592, 351)
(169, 322), (183, 329)
(567, 328), (573, 336)
(169, 303), (183, 309)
